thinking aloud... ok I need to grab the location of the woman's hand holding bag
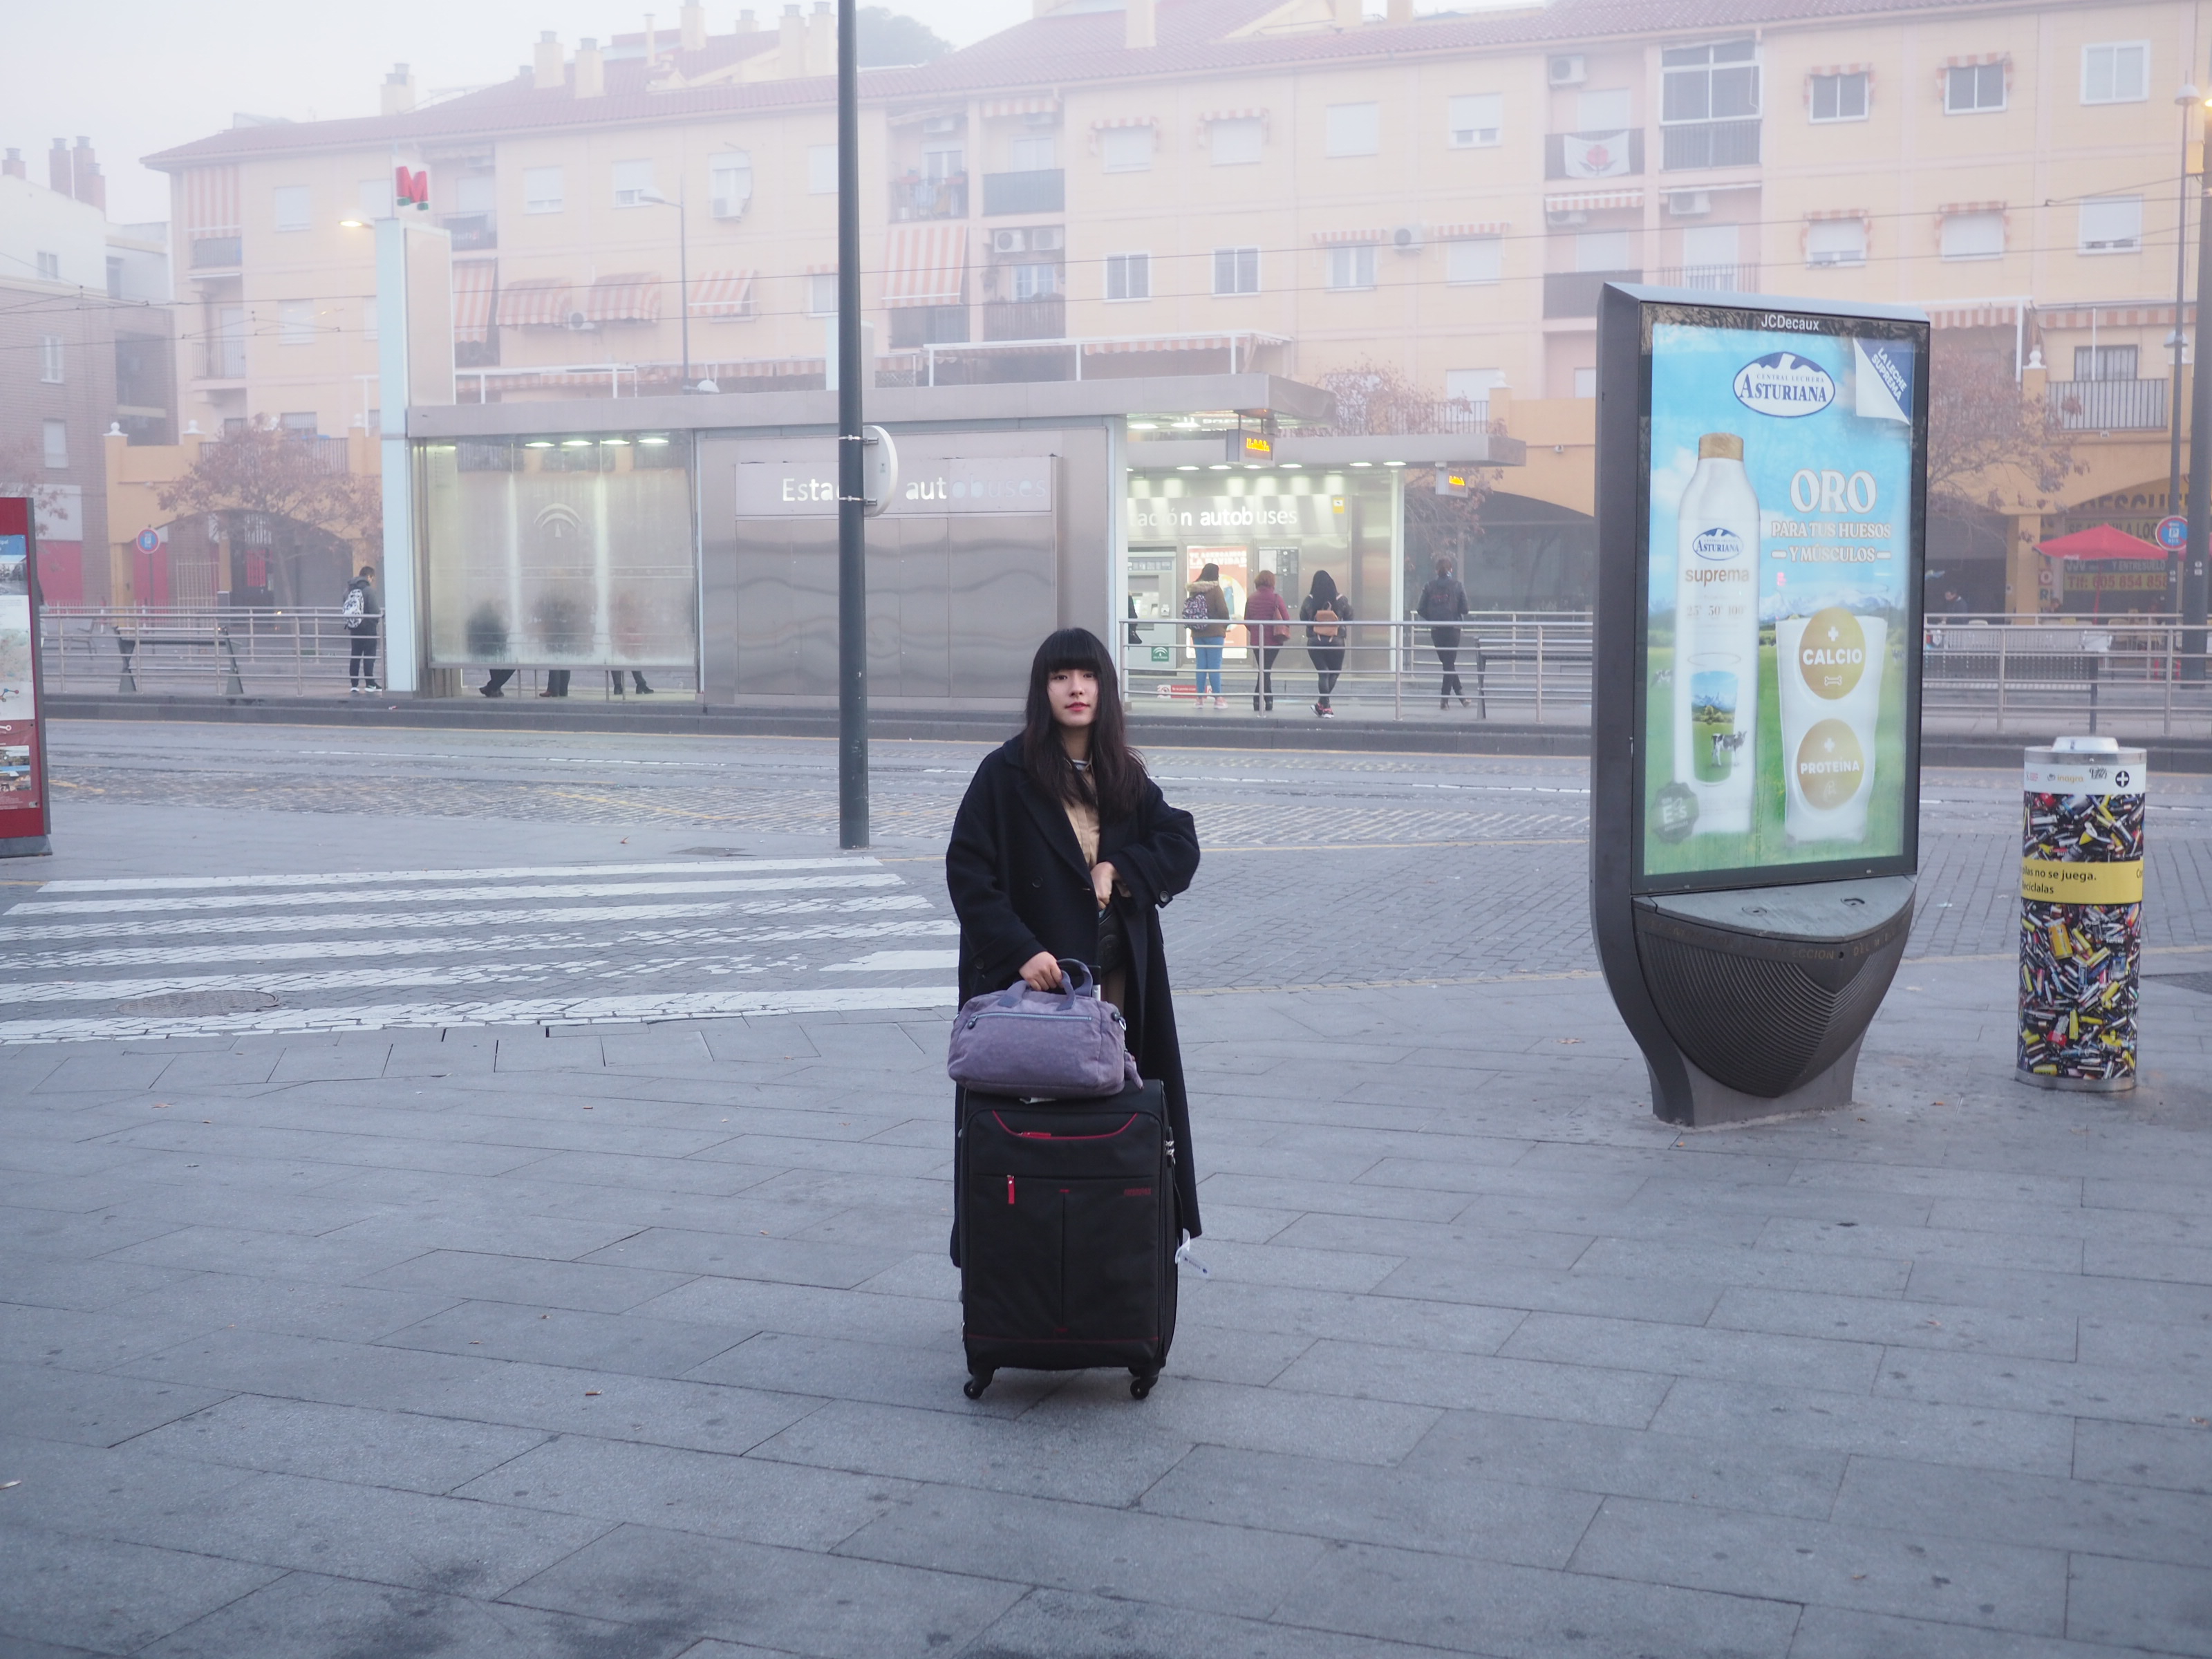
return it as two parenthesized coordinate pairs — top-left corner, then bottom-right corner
(948, 958), (1138, 1099)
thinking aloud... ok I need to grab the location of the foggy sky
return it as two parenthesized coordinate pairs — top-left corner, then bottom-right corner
(5, 0), (1037, 225)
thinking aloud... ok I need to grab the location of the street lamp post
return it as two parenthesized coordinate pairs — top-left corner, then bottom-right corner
(836, 0), (868, 846)
(640, 189), (692, 392)
(2189, 84), (2212, 679)
(2168, 82), (2198, 599)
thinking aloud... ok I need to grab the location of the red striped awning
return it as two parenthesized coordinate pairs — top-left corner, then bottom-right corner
(1433, 221), (1510, 239)
(1927, 299), (2024, 329)
(702, 357), (826, 379)
(1197, 108), (1266, 124)
(882, 224), (966, 308)
(1544, 188), (1642, 214)
(2040, 303), (2180, 330)
(691, 270), (756, 319)
(1313, 227), (1384, 246)
(1085, 335), (1235, 355)
(495, 277), (572, 328)
(1091, 115), (1157, 131)
(182, 165), (240, 237)
(980, 97), (1058, 118)
(452, 261), (497, 344)
(585, 272), (662, 324)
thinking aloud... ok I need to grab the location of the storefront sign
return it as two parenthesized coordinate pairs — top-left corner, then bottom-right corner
(0, 495), (50, 852)
(1125, 493), (1346, 538)
(735, 455), (1054, 518)
(1632, 303), (1927, 892)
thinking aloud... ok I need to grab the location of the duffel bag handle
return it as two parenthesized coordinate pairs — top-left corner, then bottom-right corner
(999, 958), (1096, 1008)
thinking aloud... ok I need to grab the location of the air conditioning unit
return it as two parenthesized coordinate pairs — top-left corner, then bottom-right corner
(1390, 223), (1425, 253)
(1548, 54), (1586, 86)
(1546, 209), (1589, 228)
(1667, 191), (1712, 218)
(921, 115), (960, 135)
(1028, 225), (1065, 252)
(991, 227), (1029, 254)
(565, 310), (597, 332)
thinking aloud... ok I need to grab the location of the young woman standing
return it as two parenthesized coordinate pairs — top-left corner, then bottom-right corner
(945, 628), (1204, 1249)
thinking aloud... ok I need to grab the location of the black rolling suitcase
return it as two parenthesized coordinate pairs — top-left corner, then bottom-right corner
(955, 1078), (1178, 1400)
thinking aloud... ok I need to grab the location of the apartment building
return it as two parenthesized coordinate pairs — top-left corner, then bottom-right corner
(139, 0), (2208, 616)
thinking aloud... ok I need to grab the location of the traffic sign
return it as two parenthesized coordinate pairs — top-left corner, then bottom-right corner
(2155, 515), (2188, 551)
(134, 528), (161, 554)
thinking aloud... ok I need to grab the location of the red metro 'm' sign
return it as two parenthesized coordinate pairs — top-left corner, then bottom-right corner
(0, 494), (49, 854)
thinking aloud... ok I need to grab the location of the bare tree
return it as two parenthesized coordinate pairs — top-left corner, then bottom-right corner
(0, 438), (77, 531)
(1927, 345), (2083, 515)
(1311, 363), (1499, 597)
(158, 422), (382, 546)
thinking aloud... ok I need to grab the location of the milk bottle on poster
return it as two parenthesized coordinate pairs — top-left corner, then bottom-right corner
(1671, 432), (1760, 834)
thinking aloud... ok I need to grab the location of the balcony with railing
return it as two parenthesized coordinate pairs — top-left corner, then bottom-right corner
(1649, 263), (1758, 294)
(203, 336), (246, 381)
(890, 174), (968, 221)
(1544, 269), (1642, 318)
(982, 169), (1065, 217)
(189, 236), (243, 270)
(1661, 120), (1761, 170)
(889, 304), (971, 348)
(439, 213), (496, 252)
(1544, 131), (1644, 180)
(982, 296), (1066, 340)
(2045, 378), (2170, 431)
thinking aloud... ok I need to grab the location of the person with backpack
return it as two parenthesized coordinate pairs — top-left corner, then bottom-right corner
(1417, 554), (1472, 709)
(1244, 570), (1291, 712)
(1183, 562), (1230, 710)
(1300, 568), (1351, 718)
(341, 565), (380, 693)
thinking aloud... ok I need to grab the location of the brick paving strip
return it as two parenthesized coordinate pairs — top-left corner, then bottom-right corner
(1, 720), (2209, 1658)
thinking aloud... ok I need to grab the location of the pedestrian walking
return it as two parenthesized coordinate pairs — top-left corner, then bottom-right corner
(341, 565), (381, 693)
(1300, 568), (1351, 718)
(945, 626), (1204, 1253)
(609, 670), (654, 695)
(1417, 554), (1472, 709)
(1244, 570), (1291, 711)
(1183, 562), (1230, 709)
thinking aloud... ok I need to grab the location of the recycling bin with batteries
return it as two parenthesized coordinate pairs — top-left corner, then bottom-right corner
(2017, 735), (2145, 1091)
(1589, 284), (1929, 1126)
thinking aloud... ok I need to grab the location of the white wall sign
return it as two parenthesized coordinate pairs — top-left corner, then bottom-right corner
(736, 456), (1054, 519)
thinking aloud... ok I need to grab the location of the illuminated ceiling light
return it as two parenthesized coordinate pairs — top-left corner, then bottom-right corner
(1129, 421), (1159, 431)
(1350, 460), (1374, 468)
(561, 438), (593, 448)
(1207, 463), (1231, 471)
(338, 218), (368, 229)
(600, 437), (631, 446)
(1384, 460), (1407, 468)
(1174, 464), (1199, 471)
(523, 440), (555, 448)
(638, 435), (671, 446)
(1280, 462), (1303, 469)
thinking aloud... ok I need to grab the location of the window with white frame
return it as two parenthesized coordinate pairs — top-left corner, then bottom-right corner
(523, 167), (564, 214)
(808, 144), (838, 194)
(1940, 209), (2005, 259)
(1213, 245), (1259, 294)
(453, 176), (495, 216)
(612, 160), (655, 207)
(1806, 216), (1867, 266)
(1681, 223), (1739, 278)
(1011, 262), (1058, 301)
(1573, 366), (1599, 397)
(279, 300), (317, 345)
(1105, 252), (1150, 301)
(1448, 93), (1502, 147)
(1210, 118), (1264, 165)
(805, 272), (838, 315)
(1327, 102), (1380, 156)
(1445, 236), (1502, 284)
(357, 178), (392, 218)
(1575, 228), (1633, 272)
(1810, 71), (1868, 121)
(711, 153), (753, 218)
(2079, 196), (2144, 252)
(921, 145), (963, 180)
(1101, 125), (1154, 171)
(1325, 243), (1377, 290)
(2083, 41), (2150, 104)
(1009, 135), (1057, 171)
(1945, 62), (2007, 113)
(35, 251), (58, 281)
(272, 185), (312, 231)
(38, 335), (62, 383)
(42, 420), (67, 469)
(2075, 344), (2139, 381)
(1445, 368), (1504, 407)
(1662, 39), (1760, 123)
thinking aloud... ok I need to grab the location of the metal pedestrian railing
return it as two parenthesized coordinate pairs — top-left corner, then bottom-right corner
(1922, 614), (2211, 738)
(40, 607), (367, 698)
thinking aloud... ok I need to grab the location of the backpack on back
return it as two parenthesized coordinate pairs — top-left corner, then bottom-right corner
(341, 586), (366, 626)
(1311, 601), (1342, 643)
(1181, 592), (1209, 621)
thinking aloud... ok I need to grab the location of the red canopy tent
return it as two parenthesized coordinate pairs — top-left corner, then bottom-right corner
(2034, 524), (2165, 561)
(2034, 523), (2170, 615)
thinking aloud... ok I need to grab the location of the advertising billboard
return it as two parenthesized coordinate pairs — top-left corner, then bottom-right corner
(1633, 301), (1927, 892)
(0, 492), (50, 852)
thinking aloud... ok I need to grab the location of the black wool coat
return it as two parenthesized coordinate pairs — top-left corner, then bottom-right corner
(946, 737), (1203, 1238)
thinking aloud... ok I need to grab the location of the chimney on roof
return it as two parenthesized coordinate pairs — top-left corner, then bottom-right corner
(534, 30), (565, 90)
(1386, 0), (1411, 20)
(2, 149), (24, 180)
(645, 12), (658, 63)
(806, 0), (833, 76)
(71, 138), (104, 211)
(779, 5), (806, 76)
(738, 7), (756, 28)
(1125, 0), (1156, 47)
(1333, 0), (1360, 27)
(574, 37), (606, 96)
(48, 138), (69, 195)
(382, 63), (418, 115)
(680, 1), (706, 50)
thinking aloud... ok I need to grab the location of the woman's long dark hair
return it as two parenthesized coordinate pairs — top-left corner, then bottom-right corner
(1021, 628), (1147, 821)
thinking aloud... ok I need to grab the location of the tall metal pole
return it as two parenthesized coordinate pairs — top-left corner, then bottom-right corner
(836, 0), (868, 844)
(2168, 87), (2197, 563)
(677, 189), (691, 392)
(2185, 139), (2212, 680)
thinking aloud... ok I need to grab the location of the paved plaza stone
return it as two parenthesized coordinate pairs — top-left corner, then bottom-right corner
(1, 719), (2209, 1658)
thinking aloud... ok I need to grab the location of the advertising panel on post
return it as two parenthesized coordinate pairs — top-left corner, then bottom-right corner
(0, 494), (52, 857)
(1591, 285), (1928, 1127)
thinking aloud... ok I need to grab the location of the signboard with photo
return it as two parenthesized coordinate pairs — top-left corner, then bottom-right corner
(0, 494), (50, 849)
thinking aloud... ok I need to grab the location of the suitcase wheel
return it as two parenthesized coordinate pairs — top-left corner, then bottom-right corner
(1130, 1367), (1159, 1400)
(962, 1370), (993, 1400)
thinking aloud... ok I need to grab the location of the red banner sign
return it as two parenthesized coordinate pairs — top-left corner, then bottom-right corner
(0, 495), (50, 852)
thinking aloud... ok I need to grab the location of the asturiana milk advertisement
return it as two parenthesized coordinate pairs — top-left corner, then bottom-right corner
(1642, 317), (1918, 879)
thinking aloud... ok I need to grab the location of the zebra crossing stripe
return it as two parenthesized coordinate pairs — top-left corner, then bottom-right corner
(38, 857), (877, 893)
(15, 872), (901, 917)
